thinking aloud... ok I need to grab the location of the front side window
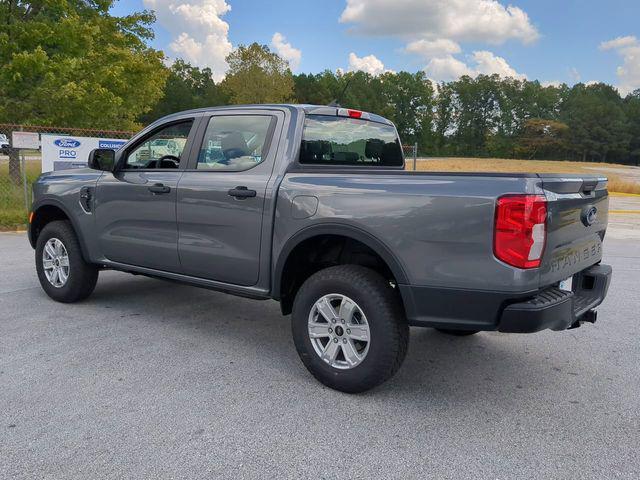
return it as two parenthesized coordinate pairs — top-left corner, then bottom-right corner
(300, 115), (403, 167)
(124, 120), (193, 169)
(197, 115), (273, 171)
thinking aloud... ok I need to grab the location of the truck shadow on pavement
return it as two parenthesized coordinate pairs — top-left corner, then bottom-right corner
(86, 272), (564, 404)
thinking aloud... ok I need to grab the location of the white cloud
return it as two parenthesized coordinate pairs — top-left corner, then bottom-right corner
(405, 38), (461, 59)
(600, 35), (640, 95)
(144, 0), (233, 81)
(271, 32), (302, 71)
(569, 67), (581, 83)
(342, 1), (535, 84)
(424, 55), (473, 81)
(424, 50), (525, 81)
(472, 50), (526, 79)
(542, 80), (562, 88)
(340, 0), (539, 45)
(348, 52), (390, 75)
(600, 36), (638, 51)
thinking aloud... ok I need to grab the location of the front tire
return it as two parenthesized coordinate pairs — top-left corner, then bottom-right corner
(292, 265), (409, 393)
(35, 220), (98, 303)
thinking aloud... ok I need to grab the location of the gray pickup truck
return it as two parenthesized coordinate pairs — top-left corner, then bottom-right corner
(28, 105), (612, 392)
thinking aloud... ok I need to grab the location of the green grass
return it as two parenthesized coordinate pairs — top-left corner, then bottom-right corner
(0, 159), (41, 230)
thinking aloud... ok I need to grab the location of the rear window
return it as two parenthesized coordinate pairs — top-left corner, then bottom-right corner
(300, 115), (403, 167)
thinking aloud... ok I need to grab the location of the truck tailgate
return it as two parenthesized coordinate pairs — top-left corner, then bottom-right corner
(538, 175), (609, 287)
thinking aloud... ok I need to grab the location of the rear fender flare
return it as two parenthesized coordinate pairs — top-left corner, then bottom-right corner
(272, 223), (408, 300)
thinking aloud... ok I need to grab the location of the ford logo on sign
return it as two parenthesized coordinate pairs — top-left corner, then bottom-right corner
(582, 206), (598, 226)
(54, 138), (81, 148)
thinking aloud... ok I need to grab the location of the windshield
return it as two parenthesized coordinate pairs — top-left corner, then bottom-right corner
(300, 115), (403, 167)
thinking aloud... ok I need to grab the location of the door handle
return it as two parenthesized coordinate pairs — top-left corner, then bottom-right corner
(148, 183), (171, 194)
(228, 186), (256, 199)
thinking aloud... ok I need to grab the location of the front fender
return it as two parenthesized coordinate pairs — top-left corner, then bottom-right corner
(29, 198), (92, 263)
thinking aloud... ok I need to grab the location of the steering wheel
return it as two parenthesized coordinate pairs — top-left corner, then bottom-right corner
(156, 155), (180, 169)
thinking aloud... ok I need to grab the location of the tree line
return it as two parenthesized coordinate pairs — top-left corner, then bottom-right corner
(2, 1), (639, 165)
(143, 48), (640, 165)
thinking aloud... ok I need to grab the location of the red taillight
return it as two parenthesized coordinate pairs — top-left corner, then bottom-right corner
(494, 194), (547, 269)
(347, 109), (362, 118)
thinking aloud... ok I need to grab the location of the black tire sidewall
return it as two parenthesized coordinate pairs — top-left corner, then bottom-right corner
(35, 221), (97, 303)
(292, 266), (407, 392)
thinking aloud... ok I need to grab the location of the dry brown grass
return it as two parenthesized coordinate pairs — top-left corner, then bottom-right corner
(409, 157), (640, 195)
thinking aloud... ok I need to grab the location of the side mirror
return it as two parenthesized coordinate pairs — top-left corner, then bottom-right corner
(88, 148), (116, 171)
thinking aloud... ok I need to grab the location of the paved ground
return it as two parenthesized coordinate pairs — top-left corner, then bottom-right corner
(1, 233), (638, 479)
(606, 196), (640, 241)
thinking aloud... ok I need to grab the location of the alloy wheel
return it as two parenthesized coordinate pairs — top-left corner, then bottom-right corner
(308, 293), (371, 370)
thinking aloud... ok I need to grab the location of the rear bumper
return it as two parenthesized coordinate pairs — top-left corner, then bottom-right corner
(400, 264), (612, 333)
(498, 264), (611, 332)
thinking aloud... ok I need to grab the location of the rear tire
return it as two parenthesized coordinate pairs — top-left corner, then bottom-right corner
(436, 328), (480, 336)
(35, 220), (98, 303)
(291, 265), (409, 393)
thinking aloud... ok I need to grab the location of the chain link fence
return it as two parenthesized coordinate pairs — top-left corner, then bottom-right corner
(402, 143), (418, 170)
(0, 124), (134, 230)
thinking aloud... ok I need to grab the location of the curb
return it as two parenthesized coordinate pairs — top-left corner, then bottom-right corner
(609, 210), (640, 214)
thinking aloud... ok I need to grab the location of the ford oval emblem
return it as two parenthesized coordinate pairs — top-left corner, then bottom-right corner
(582, 206), (598, 226)
(54, 138), (81, 148)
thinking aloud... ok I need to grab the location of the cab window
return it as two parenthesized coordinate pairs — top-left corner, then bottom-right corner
(124, 120), (193, 169)
(197, 116), (273, 171)
(300, 115), (403, 167)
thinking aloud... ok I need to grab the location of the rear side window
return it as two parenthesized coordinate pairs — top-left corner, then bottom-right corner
(197, 115), (273, 171)
(300, 115), (403, 167)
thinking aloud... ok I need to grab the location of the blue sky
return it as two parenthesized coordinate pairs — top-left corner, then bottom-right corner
(111, 0), (640, 92)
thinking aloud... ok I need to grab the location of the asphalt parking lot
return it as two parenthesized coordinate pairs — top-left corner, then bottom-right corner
(1, 232), (638, 479)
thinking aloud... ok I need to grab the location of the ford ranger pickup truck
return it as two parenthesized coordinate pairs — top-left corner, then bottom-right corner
(28, 105), (612, 393)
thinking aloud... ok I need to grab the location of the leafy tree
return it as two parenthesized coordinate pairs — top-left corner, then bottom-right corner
(478, 79), (560, 157)
(222, 43), (294, 104)
(0, 0), (167, 128)
(560, 83), (631, 162)
(515, 119), (570, 159)
(624, 90), (640, 166)
(378, 71), (434, 150)
(0, 0), (168, 182)
(141, 59), (229, 124)
(450, 75), (502, 156)
(335, 71), (387, 114)
(293, 71), (337, 105)
(432, 82), (455, 155)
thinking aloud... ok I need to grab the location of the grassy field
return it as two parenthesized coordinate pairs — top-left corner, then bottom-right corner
(1, 157), (638, 230)
(0, 160), (40, 229)
(409, 157), (640, 195)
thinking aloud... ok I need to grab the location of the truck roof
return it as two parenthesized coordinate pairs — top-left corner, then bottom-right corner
(155, 104), (394, 127)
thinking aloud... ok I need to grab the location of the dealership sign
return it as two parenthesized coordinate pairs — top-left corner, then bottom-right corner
(41, 134), (128, 172)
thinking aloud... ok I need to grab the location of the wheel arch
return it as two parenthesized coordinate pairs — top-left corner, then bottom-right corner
(273, 223), (409, 314)
(29, 200), (91, 262)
